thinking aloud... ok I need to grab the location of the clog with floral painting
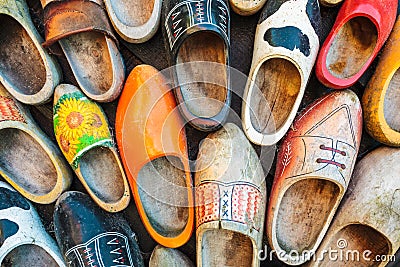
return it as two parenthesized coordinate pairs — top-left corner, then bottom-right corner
(53, 84), (130, 212)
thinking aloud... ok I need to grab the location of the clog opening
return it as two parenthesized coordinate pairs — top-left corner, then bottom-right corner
(176, 32), (228, 118)
(0, 15), (46, 96)
(2, 244), (58, 267)
(201, 229), (253, 266)
(326, 17), (377, 79)
(384, 67), (400, 132)
(0, 129), (57, 195)
(137, 156), (189, 237)
(110, 0), (155, 27)
(80, 147), (125, 203)
(250, 58), (300, 134)
(276, 179), (340, 253)
(315, 224), (391, 267)
(59, 32), (115, 96)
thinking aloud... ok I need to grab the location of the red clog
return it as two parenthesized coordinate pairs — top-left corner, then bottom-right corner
(315, 0), (397, 89)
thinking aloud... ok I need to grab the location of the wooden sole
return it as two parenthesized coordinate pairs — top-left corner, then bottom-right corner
(0, 128), (57, 196)
(276, 179), (340, 252)
(79, 147), (125, 204)
(201, 229), (253, 267)
(312, 224), (390, 267)
(326, 17), (377, 79)
(60, 31), (123, 102)
(137, 156), (189, 237)
(2, 244), (58, 267)
(0, 15), (45, 97)
(109, 0), (154, 27)
(383, 69), (400, 132)
(104, 0), (160, 43)
(250, 58), (301, 134)
(176, 32), (227, 118)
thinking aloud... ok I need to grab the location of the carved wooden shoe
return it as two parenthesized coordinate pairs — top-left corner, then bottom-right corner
(195, 123), (267, 267)
(115, 65), (194, 248)
(267, 90), (362, 265)
(0, 181), (66, 266)
(103, 0), (161, 43)
(54, 191), (144, 267)
(229, 0), (267, 16)
(316, 0), (397, 89)
(162, 0), (231, 131)
(53, 84), (130, 212)
(0, 83), (72, 204)
(0, 0), (61, 105)
(242, 0), (321, 146)
(41, 0), (125, 102)
(150, 245), (194, 267)
(363, 18), (400, 147)
(307, 146), (400, 267)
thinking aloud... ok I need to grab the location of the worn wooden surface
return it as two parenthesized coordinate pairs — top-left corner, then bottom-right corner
(15, 0), (399, 266)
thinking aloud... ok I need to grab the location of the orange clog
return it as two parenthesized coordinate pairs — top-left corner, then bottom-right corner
(115, 64), (194, 248)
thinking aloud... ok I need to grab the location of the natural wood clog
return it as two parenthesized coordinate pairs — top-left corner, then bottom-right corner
(162, 0), (231, 131)
(149, 245), (194, 267)
(115, 65), (194, 248)
(54, 191), (144, 267)
(242, 0), (321, 146)
(267, 90), (362, 265)
(307, 146), (400, 267)
(195, 123), (266, 267)
(0, 181), (66, 266)
(53, 84), (130, 212)
(41, 0), (125, 102)
(103, 0), (161, 43)
(316, 0), (397, 89)
(0, 0), (61, 105)
(362, 18), (400, 147)
(229, 0), (267, 16)
(0, 83), (72, 204)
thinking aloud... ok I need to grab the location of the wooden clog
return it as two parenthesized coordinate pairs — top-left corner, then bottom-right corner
(0, 83), (72, 204)
(307, 146), (400, 267)
(267, 90), (362, 265)
(195, 123), (266, 267)
(0, 181), (66, 266)
(316, 0), (397, 89)
(41, 0), (125, 102)
(150, 245), (194, 267)
(362, 18), (400, 147)
(103, 0), (161, 43)
(53, 84), (130, 212)
(242, 0), (321, 146)
(115, 65), (194, 248)
(162, 0), (231, 131)
(229, 0), (267, 16)
(54, 191), (144, 267)
(0, 0), (61, 105)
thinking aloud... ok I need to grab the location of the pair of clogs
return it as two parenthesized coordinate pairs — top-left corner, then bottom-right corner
(242, 0), (397, 146)
(115, 64), (267, 267)
(0, 181), (144, 266)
